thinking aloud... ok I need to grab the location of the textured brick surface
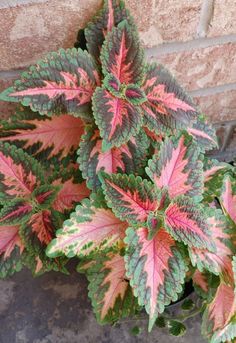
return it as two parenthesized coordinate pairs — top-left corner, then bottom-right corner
(208, 0), (236, 38)
(126, 0), (201, 47)
(0, 0), (103, 70)
(193, 89), (236, 123)
(150, 42), (236, 91)
(0, 0), (203, 70)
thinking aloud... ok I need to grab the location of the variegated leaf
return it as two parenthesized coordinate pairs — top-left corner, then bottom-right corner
(0, 246), (23, 278)
(93, 87), (142, 149)
(189, 209), (234, 279)
(81, 252), (138, 323)
(46, 197), (127, 258)
(28, 210), (55, 245)
(202, 278), (236, 343)
(0, 142), (43, 202)
(192, 270), (209, 294)
(85, 0), (133, 63)
(164, 196), (214, 250)
(203, 158), (231, 202)
(0, 114), (85, 159)
(146, 134), (203, 200)
(221, 175), (236, 223)
(0, 199), (33, 226)
(142, 63), (199, 133)
(100, 173), (159, 225)
(78, 126), (149, 191)
(187, 120), (218, 151)
(101, 20), (144, 84)
(0, 225), (24, 259)
(52, 178), (90, 212)
(0, 49), (100, 119)
(125, 227), (187, 331)
(125, 84), (147, 105)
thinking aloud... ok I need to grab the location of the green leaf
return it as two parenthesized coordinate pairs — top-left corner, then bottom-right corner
(0, 247), (23, 278)
(0, 48), (100, 119)
(155, 316), (166, 328)
(181, 298), (195, 311)
(83, 252), (139, 324)
(168, 320), (186, 336)
(0, 199), (33, 225)
(85, 0), (134, 63)
(100, 172), (159, 225)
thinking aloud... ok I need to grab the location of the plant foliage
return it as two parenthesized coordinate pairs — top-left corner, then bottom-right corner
(0, 0), (235, 341)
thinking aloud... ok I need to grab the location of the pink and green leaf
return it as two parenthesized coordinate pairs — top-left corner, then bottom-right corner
(46, 197), (127, 258)
(80, 252), (138, 323)
(85, 0), (133, 63)
(0, 49), (100, 119)
(203, 159), (232, 202)
(101, 20), (144, 84)
(93, 87), (142, 149)
(0, 225), (24, 259)
(189, 209), (234, 279)
(187, 120), (218, 151)
(164, 196), (215, 250)
(142, 63), (199, 133)
(221, 175), (236, 223)
(202, 280), (236, 343)
(100, 173), (159, 225)
(125, 227), (187, 331)
(28, 210), (55, 245)
(125, 84), (147, 105)
(0, 142), (43, 202)
(0, 199), (33, 226)
(0, 114), (85, 160)
(52, 178), (90, 212)
(146, 134), (203, 200)
(78, 126), (149, 191)
(0, 246), (23, 278)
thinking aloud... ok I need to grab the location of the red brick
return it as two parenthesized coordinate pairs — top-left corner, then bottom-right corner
(193, 89), (236, 123)
(208, 0), (236, 38)
(150, 42), (236, 91)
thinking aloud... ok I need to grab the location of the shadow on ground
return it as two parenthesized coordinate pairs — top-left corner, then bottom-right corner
(0, 265), (206, 343)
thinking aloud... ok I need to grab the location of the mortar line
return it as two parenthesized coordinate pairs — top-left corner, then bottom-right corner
(145, 34), (236, 57)
(196, 0), (214, 38)
(190, 83), (236, 96)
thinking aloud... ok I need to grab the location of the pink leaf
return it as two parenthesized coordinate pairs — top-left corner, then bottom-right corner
(0, 225), (24, 259)
(164, 197), (214, 250)
(146, 135), (203, 199)
(0, 115), (84, 159)
(221, 176), (236, 223)
(29, 210), (55, 245)
(125, 227), (187, 331)
(100, 173), (158, 224)
(47, 199), (127, 258)
(52, 179), (90, 212)
(192, 270), (209, 293)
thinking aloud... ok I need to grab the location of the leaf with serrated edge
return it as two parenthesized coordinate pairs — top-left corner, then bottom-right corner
(29, 210), (55, 245)
(93, 87), (142, 149)
(187, 120), (218, 151)
(0, 142), (43, 202)
(142, 63), (199, 133)
(0, 114), (85, 159)
(84, 252), (138, 323)
(100, 173), (159, 225)
(85, 0), (133, 63)
(0, 200), (33, 226)
(189, 209), (234, 279)
(0, 225), (24, 259)
(101, 20), (144, 84)
(78, 126), (149, 191)
(202, 282), (236, 342)
(221, 175), (236, 223)
(46, 197), (127, 258)
(164, 196), (214, 250)
(125, 227), (187, 331)
(0, 246), (23, 278)
(0, 49), (100, 118)
(146, 134), (203, 200)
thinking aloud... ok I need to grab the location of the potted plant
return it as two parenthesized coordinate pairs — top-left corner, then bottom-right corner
(0, 1), (235, 342)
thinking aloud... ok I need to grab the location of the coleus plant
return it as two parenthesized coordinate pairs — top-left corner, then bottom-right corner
(0, 0), (235, 342)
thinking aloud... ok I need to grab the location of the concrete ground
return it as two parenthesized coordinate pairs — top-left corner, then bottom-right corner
(0, 266), (206, 343)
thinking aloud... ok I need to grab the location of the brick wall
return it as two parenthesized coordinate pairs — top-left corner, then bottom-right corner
(0, 0), (236, 124)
